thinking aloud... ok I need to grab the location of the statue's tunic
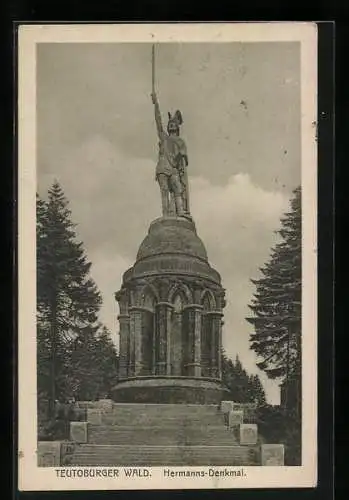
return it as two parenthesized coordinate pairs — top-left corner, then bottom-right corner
(156, 134), (187, 182)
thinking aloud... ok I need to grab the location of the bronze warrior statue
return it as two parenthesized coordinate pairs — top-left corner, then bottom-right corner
(151, 91), (190, 218)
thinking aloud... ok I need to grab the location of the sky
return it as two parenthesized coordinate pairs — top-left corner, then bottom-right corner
(37, 42), (300, 404)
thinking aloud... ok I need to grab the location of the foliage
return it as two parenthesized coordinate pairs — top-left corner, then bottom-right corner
(256, 404), (301, 465)
(221, 352), (266, 405)
(69, 326), (118, 401)
(246, 186), (301, 394)
(37, 182), (118, 434)
(246, 186), (302, 465)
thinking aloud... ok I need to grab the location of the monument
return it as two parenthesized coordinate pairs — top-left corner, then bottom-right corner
(112, 46), (228, 404)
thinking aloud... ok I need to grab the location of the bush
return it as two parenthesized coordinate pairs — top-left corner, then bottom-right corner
(38, 399), (86, 441)
(38, 417), (66, 441)
(256, 404), (301, 465)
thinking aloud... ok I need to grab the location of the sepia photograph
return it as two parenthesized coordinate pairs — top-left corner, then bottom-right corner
(18, 23), (318, 490)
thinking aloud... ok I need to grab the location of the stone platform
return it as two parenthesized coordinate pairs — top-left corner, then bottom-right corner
(112, 377), (229, 404)
(114, 216), (227, 399)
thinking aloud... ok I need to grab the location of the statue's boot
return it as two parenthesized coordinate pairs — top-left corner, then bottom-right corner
(175, 195), (185, 217)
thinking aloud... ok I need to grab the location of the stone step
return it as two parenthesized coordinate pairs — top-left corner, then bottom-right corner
(69, 444), (260, 466)
(105, 414), (223, 421)
(109, 404), (221, 415)
(101, 416), (226, 427)
(79, 403), (220, 412)
(111, 404), (220, 409)
(90, 404), (225, 426)
(102, 410), (224, 425)
(89, 423), (229, 432)
(88, 425), (237, 446)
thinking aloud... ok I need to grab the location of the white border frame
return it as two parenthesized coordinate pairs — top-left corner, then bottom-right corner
(18, 22), (318, 491)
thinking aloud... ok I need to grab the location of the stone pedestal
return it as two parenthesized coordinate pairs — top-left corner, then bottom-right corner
(221, 401), (235, 414)
(96, 399), (113, 412)
(113, 216), (228, 404)
(261, 444), (285, 466)
(228, 410), (244, 428)
(87, 408), (102, 424)
(37, 441), (61, 467)
(113, 377), (227, 404)
(70, 422), (88, 443)
(239, 423), (258, 445)
(60, 442), (76, 466)
(232, 403), (257, 422)
(75, 401), (96, 409)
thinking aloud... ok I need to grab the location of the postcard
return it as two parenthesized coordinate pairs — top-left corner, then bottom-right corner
(18, 22), (318, 491)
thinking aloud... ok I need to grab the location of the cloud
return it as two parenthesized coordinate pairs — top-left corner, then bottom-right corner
(38, 134), (160, 260)
(190, 173), (289, 404)
(191, 172), (288, 271)
(88, 251), (133, 348)
(37, 42), (300, 193)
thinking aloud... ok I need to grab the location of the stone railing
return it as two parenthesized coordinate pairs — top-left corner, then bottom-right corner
(37, 441), (76, 467)
(219, 401), (285, 466)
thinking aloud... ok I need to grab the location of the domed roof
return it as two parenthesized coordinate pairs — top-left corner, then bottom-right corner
(136, 217), (208, 262)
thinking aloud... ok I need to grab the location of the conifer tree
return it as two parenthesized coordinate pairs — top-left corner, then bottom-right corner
(37, 182), (103, 412)
(221, 351), (267, 404)
(246, 186), (301, 406)
(68, 326), (118, 401)
(95, 326), (119, 396)
(249, 374), (267, 406)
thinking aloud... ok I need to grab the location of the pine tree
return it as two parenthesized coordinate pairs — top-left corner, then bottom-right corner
(68, 326), (118, 401)
(246, 186), (301, 408)
(95, 327), (119, 397)
(233, 355), (249, 402)
(37, 192), (52, 419)
(249, 374), (267, 406)
(37, 182), (102, 413)
(221, 352), (236, 398)
(221, 352), (266, 404)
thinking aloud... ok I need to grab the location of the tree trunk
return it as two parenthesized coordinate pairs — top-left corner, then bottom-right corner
(49, 303), (57, 417)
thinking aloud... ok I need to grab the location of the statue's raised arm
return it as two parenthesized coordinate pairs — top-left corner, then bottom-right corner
(151, 91), (164, 139)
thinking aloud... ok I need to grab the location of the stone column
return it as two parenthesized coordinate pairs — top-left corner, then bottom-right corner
(118, 314), (130, 379)
(215, 291), (225, 380)
(207, 311), (223, 379)
(183, 304), (203, 377)
(128, 310), (135, 376)
(218, 318), (223, 378)
(115, 289), (130, 379)
(166, 306), (173, 375)
(155, 302), (173, 375)
(129, 307), (143, 375)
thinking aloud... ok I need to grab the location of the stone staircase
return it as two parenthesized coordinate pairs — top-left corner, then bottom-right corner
(68, 403), (261, 466)
(70, 444), (259, 466)
(88, 424), (239, 446)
